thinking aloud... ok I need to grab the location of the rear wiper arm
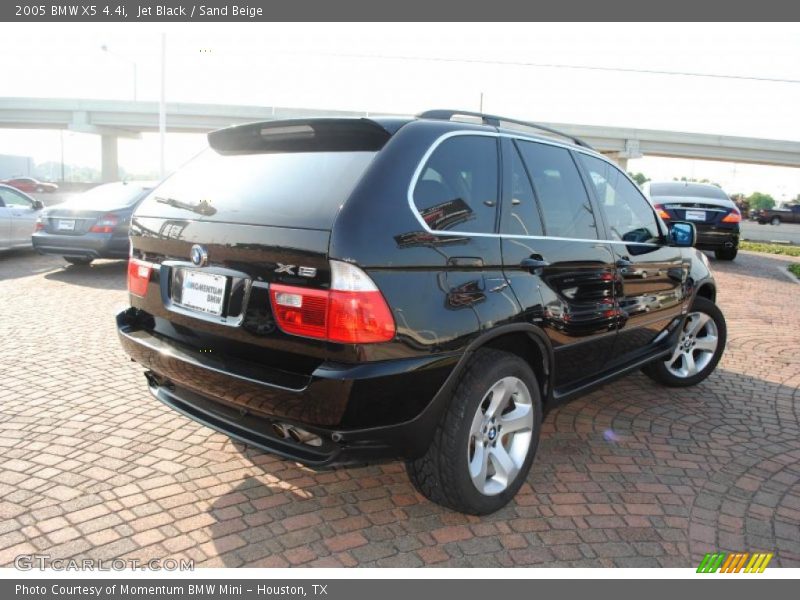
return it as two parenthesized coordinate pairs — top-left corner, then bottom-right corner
(155, 196), (216, 216)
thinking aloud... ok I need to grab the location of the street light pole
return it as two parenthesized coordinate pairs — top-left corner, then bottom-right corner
(100, 44), (137, 101)
(159, 33), (166, 180)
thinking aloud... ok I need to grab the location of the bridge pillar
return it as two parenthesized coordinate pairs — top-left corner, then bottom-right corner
(101, 134), (119, 182)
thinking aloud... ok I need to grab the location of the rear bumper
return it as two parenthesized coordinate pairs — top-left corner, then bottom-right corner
(116, 308), (457, 467)
(32, 231), (129, 258)
(694, 226), (739, 251)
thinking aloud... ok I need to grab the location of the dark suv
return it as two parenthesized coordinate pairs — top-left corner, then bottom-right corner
(117, 111), (726, 514)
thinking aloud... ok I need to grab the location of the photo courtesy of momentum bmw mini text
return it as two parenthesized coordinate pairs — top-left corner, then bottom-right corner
(0, 1), (799, 598)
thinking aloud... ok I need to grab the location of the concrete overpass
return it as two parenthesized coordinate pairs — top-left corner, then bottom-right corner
(1, 97), (799, 181)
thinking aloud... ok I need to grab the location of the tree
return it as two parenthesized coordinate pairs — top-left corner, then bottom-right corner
(628, 172), (649, 187)
(747, 192), (776, 211)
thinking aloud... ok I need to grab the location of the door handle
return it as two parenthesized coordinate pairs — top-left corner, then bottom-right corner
(520, 257), (549, 273)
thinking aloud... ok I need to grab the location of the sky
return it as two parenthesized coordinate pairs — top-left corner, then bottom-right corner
(0, 22), (798, 199)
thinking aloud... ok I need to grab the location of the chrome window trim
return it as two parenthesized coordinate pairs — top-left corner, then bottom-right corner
(406, 130), (661, 248)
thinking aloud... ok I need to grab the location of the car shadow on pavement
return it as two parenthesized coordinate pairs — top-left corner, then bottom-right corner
(195, 363), (799, 568)
(0, 248), (64, 281)
(43, 259), (128, 290)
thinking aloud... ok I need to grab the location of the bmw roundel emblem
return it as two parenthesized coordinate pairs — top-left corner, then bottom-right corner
(190, 244), (208, 267)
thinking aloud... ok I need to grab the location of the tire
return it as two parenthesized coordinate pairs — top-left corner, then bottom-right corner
(642, 296), (726, 387)
(406, 348), (542, 515)
(714, 247), (738, 261)
(64, 256), (93, 265)
(771, 216), (781, 226)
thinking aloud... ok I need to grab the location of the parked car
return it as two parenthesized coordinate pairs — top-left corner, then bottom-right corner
(116, 111), (725, 514)
(1, 177), (59, 194)
(643, 181), (740, 260)
(32, 180), (157, 265)
(755, 204), (800, 225)
(0, 184), (44, 250)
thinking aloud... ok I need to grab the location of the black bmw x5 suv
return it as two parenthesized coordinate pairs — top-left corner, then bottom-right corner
(117, 110), (726, 514)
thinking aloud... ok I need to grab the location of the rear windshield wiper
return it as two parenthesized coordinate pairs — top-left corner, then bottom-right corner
(155, 196), (216, 216)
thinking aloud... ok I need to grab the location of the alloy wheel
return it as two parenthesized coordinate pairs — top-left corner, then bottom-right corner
(665, 311), (719, 379)
(467, 376), (534, 496)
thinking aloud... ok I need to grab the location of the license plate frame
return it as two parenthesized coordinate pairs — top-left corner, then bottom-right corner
(57, 219), (76, 231)
(684, 210), (706, 222)
(173, 269), (228, 317)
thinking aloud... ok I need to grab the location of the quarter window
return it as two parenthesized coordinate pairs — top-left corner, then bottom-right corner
(515, 141), (598, 240)
(579, 155), (660, 244)
(413, 135), (499, 233)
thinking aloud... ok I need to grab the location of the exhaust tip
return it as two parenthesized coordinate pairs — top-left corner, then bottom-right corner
(271, 421), (323, 447)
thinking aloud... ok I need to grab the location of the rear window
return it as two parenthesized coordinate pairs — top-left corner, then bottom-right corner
(649, 182), (729, 200)
(65, 183), (151, 210)
(135, 149), (376, 229)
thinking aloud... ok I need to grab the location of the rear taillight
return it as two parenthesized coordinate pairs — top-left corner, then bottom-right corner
(90, 213), (119, 233)
(722, 209), (742, 223)
(34, 217), (44, 231)
(127, 258), (152, 297)
(269, 260), (395, 344)
(654, 204), (670, 220)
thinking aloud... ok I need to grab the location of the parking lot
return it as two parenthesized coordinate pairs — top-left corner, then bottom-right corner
(0, 249), (798, 568)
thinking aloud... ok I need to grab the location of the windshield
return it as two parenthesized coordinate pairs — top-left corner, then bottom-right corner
(135, 149), (377, 229)
(649, 182), (729, 200)
(65, 183), (152, 209)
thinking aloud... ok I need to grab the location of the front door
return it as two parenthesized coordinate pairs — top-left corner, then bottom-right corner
(577, 154), (685, 367)
(1, 188), (38, 245)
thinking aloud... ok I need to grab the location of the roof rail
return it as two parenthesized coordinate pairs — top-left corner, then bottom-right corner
(416, 109), (595, 150)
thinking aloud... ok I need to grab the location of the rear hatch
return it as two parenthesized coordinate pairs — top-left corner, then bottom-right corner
(127, 118), (395, 374)
(652, 196), (740, 228)
(648, 182), (740, 229)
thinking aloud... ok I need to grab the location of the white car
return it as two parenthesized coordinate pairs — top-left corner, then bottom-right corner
(0, 184), (43, 250)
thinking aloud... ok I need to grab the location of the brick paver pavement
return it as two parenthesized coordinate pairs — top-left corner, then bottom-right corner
(1, 249), (798, 568)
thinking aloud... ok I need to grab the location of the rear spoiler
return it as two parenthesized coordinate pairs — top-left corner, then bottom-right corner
(208, 118), (394, 155)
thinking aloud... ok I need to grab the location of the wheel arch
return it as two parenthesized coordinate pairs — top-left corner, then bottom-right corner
(694, 281), (716, 303)
(460, 324), (554, 406)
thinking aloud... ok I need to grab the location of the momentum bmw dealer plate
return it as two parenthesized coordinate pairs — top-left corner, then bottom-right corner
(175, 270), (227, 316)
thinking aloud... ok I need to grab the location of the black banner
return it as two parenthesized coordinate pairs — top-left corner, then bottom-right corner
(4, 579), (798, 600)
(3, 0), (800, 22)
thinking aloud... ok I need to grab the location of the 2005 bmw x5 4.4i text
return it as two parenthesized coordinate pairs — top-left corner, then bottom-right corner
(117, 110), (726, 514)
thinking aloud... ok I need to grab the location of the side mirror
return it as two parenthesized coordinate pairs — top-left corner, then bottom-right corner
(668, 221), (696, 247)
(31, 199), (44, 210)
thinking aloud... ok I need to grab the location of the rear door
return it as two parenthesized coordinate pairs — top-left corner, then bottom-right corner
(577, 154), (685, 366)
(500, 138), (618, 391)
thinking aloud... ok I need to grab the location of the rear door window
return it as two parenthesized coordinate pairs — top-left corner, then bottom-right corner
(500, 143), (544, 236)
(516, 140), (599, 240)
(413, 135), (499, 233)
(135, 150), (377, 230)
